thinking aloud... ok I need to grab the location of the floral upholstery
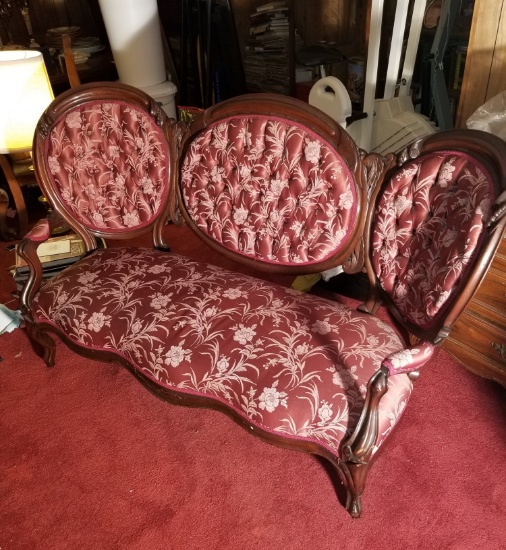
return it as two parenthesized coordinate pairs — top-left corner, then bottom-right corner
(44, 100), (170, 232)
(24, 82), (506, 518)
(381, 342), (434, 375)
(372, 151), (494, 329)
(181, 116), (357, 266)
(31, 247), (413, 458)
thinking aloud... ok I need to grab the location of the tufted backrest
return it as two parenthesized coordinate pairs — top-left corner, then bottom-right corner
(178, 98), (365, 271)
(371, 149), (496, 330)
(33, 83), (172, 240)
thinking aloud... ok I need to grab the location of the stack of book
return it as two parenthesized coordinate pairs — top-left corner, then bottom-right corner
(243, 1), (303, 95)
(9, 233), (87, 292)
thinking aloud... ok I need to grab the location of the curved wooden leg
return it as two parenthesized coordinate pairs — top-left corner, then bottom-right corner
(339, 460), (369, 518)
(323, 455), (365, 518)
(26, 321), (56, 367)
(339, 367), (390, 518)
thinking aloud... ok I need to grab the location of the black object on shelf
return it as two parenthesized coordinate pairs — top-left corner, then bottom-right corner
(180, 0), (246, 108)
(295, 43), (346, 68)
(318, 271), (370, 302)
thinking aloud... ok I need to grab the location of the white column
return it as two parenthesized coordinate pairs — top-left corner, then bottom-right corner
(98, 0), (166, 88)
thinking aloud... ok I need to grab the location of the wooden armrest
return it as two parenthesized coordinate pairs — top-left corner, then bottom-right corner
(17, 218), (53, 311)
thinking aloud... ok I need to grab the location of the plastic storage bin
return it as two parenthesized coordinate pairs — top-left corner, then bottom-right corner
(140, 80), (178, 120)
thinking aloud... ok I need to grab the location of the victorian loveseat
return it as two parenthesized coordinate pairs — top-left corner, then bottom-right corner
(18, 82), (506, 517)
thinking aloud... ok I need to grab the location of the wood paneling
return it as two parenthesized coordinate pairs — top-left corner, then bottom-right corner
(1, 0), (108, 46)
(455, 0), (506, 128)
(488, 1), (506, 99)
(3, 0), (366, 68)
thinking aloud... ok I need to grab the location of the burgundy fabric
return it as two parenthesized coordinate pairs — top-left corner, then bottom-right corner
(44, 100), (170, 232)
(181, 116), (357, 266)
(372, 151), (495, 329)
(381, 342), (434, 375)
(24, 218), (50, 241)
(31, 247), (413, 458)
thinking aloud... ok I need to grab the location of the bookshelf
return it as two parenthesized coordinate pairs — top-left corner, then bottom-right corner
(243, 1), (300, 95)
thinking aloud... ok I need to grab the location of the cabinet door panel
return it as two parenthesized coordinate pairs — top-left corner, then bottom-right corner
(446, 311), (506, 368)
(468, 268), (506, 322)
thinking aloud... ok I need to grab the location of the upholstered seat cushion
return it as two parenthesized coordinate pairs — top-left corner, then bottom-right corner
(32, 247), (412, 457)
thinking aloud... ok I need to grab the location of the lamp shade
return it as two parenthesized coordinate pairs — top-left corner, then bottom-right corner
(0, 50), (54, 154)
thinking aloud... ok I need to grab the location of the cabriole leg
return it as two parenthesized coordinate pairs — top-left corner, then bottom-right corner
(26, 323), (56, 367)
(339, 460), (366, 518)
(339, 367), (390, 518)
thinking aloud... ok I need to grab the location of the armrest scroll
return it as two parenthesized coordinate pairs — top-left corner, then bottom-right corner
(381, 342), (435, 376)
(17, 218), (51, 312)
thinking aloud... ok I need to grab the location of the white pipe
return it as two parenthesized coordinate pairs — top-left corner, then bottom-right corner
(360, 0), (384, 152)
(384, 0), (410, 99)
(98, 0), (166, 88)
(398, 0), (426, 96)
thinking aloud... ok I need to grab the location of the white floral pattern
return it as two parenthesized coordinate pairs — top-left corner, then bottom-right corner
(258, 381), (288, 413)
(45, 101), (169, 231)
(181, 116), (358, 266)
(372, 151), (494, 329)
(32, 247), (413, 457)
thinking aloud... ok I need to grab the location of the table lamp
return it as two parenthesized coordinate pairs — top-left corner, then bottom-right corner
(0, 49), (54, 153)
(0, 50), (54, 239)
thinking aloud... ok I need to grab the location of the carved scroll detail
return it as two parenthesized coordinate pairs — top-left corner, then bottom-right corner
(492, 343), (506, 361)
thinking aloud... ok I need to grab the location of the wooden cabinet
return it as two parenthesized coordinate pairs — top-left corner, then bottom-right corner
(444, 232), (506, 387)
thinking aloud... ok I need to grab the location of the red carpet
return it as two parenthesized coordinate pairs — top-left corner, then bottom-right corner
(1, 224), (505, 549)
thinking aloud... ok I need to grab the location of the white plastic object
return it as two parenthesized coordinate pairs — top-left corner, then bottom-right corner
(466, 90), (506, 142)
(384, 0), (409, 99)
(399, 0), (427, 96)
(140, 79), (178, 119)
(97, 0), (166, 88)
(308, 76), (352, 128)
(369, 96), (437, 154)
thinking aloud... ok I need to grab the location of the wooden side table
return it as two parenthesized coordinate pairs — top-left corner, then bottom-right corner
(443, 230), (506, 388)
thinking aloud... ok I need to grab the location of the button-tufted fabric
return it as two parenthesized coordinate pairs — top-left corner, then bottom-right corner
(31, 247), (412, 458)
(181, 116), (357, 266)
(44, 100), (170, 232)
(372, 151), (494, 329)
